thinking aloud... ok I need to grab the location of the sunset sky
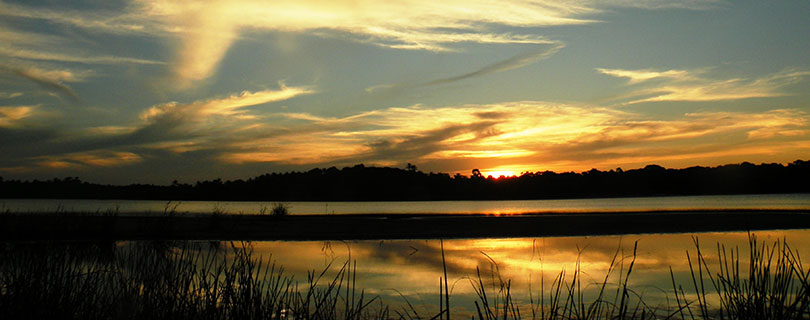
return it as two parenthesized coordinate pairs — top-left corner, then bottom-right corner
(1, 0), (809, 183)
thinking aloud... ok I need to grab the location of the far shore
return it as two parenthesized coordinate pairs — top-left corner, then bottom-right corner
(3, 209), (810, 241)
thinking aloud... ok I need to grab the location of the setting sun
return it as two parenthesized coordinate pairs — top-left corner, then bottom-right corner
(3, 1), (810, 319)
(0, 0), (808, 185)
(483, 170), (516, 178)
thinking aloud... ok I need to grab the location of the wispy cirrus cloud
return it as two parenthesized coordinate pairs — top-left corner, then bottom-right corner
(1, 66), (84, 103)
(600, 0), (724, 10)
(0, 2), (154, 35)
(549, 109), (808, 152)
(0, 46), (163, 66)
(141, 84), (314, 121)
(218, 103), (602, 165)
(0, 84), (314, 172)
(595, 68), (693, 84)
(101, 84), (316, 155)
(35, 151), (143, 170)
(1, 0), (722, 89)
(366, 43), (564, 93)
(519, 108), (810, 172)
(138, 0), (584, 88)
(142, 0), (717, 88)
(2, 95), (807, 178)
(598, 67), (810, 104)
(0, 23), (163, 66)
(218, 102), (810, 174)
(0, 17), (159, 103)
(428, 44), (564, 85)
(0, 92), (23, 99)
(0, 28), (64, 47)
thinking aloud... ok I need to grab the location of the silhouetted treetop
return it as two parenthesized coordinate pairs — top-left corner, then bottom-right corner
(1, 160), (809, 201)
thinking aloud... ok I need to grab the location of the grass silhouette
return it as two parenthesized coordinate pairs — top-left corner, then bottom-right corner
(2, 235), (810, 319)
(0, 241), (386, 320)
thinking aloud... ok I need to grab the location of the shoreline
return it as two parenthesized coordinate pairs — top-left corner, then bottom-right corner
(3, 209), (810, 241)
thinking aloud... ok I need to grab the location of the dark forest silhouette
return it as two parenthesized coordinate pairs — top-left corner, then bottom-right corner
(2, 160), (809, 201)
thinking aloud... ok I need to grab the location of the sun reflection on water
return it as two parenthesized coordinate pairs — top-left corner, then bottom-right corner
(248, 230), (810, 318)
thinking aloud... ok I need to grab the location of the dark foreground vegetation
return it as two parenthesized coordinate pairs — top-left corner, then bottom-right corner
(2, 160), (810, 201)
(2, 235), (810, 319)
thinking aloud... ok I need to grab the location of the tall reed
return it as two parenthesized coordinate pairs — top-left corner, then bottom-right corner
(3, 234), (810, 320)
(468, 241), (659, 320)
(671, 234), (810, 320)
(465, 234), (810, 320)
(0, 241), (386, 320)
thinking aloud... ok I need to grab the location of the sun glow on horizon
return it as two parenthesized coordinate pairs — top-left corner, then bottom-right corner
(483, 170), (517, 178)
(2, 1), (809, 184)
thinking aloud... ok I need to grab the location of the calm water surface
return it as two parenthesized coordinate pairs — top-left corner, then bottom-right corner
(3, 193), (810, 215)
(247, 230), (810, 318)
(4, 195), (810, 316)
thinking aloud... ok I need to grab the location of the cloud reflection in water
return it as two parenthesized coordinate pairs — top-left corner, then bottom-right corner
(249, 230), (810, 318)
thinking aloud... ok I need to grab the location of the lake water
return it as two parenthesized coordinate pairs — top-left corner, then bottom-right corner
(3, 193), (810, 215)
(246, 229), (810, 318)
(4, 194), (810, 317)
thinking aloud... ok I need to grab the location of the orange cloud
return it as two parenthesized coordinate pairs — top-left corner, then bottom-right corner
(4, 92), (804, 177)
(0, 105), (40, 127)
(35, 151), (142, 170)
(209, 102), (809, 174)
(0, 106), (33, 125)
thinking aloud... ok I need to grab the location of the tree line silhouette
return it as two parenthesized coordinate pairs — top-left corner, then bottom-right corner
(2, 160), (809, 201)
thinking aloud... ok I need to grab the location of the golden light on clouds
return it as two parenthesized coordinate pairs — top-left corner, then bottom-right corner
(599, 68), (810, 104)
(141, 85), (314, 120)
(5, 90), (809, 175)
(1, 0), (808, 181)
(596, 68), (692, 84)
(201, 100), (810, 173)
(137, 0), (589, 87)
(35, 151), (142, 170)
(0, 106), (35, 127)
